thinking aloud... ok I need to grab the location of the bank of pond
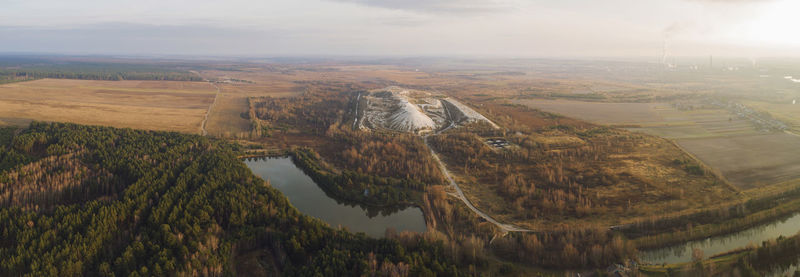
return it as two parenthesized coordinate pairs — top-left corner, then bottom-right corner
(244, 156), (427, 238)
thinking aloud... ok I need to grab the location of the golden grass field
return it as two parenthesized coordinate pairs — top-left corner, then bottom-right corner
(0, 79), (216, 133)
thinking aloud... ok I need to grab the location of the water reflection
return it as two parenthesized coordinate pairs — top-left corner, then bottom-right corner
(640, 212), (800, 264)
(244, 156), (427, 237)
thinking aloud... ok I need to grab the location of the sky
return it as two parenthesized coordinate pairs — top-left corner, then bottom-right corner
(0, 0), (798, 58)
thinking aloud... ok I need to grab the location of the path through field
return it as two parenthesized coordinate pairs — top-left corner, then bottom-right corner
(424, 136), (532, 233)
(422, 103), (531, 233)
(200, 82), (220, 136)
(192, 70), (220, 136)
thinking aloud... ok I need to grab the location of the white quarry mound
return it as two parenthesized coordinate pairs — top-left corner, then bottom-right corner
(360, 86), (499, 133)
(388, 99), (436, 132)
(442, 98), (499, 128)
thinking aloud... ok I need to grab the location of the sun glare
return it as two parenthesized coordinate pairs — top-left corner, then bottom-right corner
(742, 0), (800, 46)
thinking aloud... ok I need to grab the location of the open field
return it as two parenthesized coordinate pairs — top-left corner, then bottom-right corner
(677, 133), (800, 189)
(630, 107), (759, 139)
(0, 79), (216, 133)
(517, 99), (760, 139)
(205, 94), (251, 137)
(516, 99), (663, 124)
(192, 69), (306, 137)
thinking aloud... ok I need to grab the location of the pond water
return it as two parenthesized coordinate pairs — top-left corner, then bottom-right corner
(640, 212), (800, 264)
(244, 156), (427, 238)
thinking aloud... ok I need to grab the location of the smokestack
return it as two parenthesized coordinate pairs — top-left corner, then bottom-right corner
(709, 55), (713, 69)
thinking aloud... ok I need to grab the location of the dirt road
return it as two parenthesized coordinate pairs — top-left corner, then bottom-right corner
(192, 71), (220, 136)
(424, 136), (531, 233)
(200, 82), (220, 136)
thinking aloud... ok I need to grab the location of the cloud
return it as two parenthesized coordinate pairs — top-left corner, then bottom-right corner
(0, 23), (296, 56)
(684, 0), (774, 3)
(663, 21), (696, 38)
(327, 0), (510, 14)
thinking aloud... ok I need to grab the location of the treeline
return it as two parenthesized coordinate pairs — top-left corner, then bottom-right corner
(0, 127), (33, 172)
(493, 230), (637, 269)
(629, 183), (800, 249)
(422, 183), (639, 270)
(0, 57), (203, 82)
(0, 122), (468, 276)
(647, 231), (800, 276)
(0, 69), (202, 82)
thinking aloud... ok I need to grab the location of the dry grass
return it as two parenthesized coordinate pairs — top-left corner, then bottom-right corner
(516, 99), (759, 139)
(191, 70), (305, 137)
(425, 101), (740, 229)
(677, 133), (800, 190)
(0, 79), (217, 134)
(205, 94), (252, 138)
(516, 99), (663, 124)
(443, 132), (740, 230)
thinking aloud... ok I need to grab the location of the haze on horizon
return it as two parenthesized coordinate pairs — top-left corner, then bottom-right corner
(2, 0), (798, 58)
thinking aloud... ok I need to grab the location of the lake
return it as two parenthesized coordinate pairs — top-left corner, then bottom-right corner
(244, 156), (427, 238)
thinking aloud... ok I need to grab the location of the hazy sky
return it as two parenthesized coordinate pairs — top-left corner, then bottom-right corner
(1, 0), (797, 57)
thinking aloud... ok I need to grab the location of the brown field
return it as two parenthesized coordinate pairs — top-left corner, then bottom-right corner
(677, 133), (800, 189)
(516, 99), (663, 124)
(518, 98), (761, 139)
(0, 79), (216, 133)
(630, 108), (758, 139)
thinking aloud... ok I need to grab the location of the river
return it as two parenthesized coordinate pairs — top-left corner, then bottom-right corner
(640, 212), (800, 264)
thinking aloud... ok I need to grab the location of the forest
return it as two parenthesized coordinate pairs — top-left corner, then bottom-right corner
(0, 122), (466, 276)
(0, 57), (201, 83)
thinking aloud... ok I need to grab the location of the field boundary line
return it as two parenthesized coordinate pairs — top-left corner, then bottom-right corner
(668, 138), (738, 193)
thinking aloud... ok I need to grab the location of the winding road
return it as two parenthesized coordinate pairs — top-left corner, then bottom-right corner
(423, 101), (532, 233)
(424, 136), (532, 233)
(353, 89), (531, 233)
